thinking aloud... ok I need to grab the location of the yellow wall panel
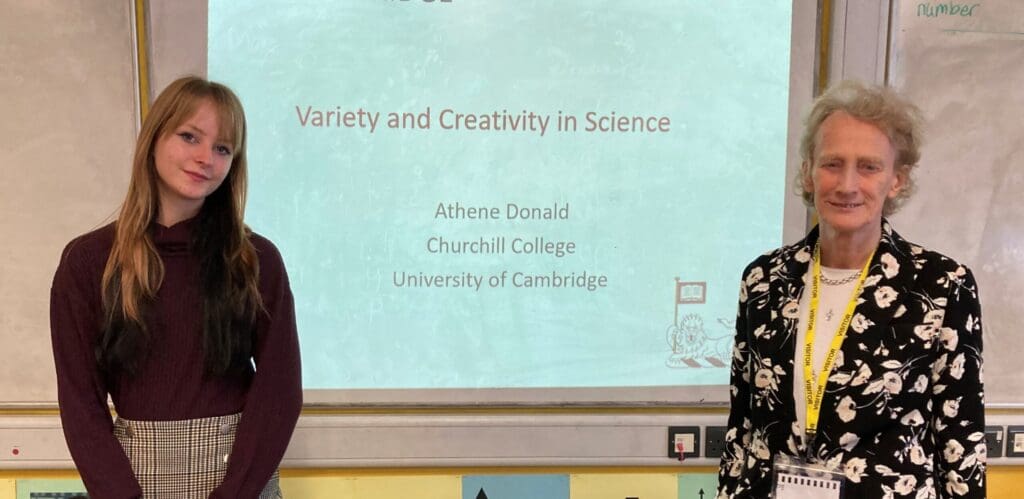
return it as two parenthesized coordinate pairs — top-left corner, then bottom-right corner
(570, 473), (678, 499)
(353, 476), (460, 499)
(282, 475), (459, 499)
(281, 476), (355, 499)
(987, 466), (1024, 499)
(0, 479), (13, 499)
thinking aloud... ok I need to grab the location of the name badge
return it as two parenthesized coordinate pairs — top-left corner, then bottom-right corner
(772, 454), (845, 499)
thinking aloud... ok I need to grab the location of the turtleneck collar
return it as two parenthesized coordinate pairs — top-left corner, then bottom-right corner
(150, 216), (196, 256)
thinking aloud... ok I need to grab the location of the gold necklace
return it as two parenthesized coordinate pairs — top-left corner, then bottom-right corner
(820, 271), (860, 286)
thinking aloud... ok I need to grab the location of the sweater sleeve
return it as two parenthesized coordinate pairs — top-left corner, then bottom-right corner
(932, 265), (986, 498)
(211, 238), (303, 499)
(50, 240), (143, 499)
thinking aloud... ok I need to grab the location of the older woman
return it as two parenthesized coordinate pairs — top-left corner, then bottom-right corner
(716, 81), (985, 498)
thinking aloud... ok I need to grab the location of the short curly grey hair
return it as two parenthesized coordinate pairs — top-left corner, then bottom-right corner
(796, 80), (925, 216)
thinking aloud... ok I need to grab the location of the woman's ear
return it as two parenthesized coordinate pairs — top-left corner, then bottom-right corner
(801, 161), (814, 194)
(889, 164), (909, 199)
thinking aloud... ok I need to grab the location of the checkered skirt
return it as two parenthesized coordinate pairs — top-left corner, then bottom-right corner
(113, 413), (282, 499)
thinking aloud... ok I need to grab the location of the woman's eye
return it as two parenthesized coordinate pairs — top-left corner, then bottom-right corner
(178, 132), (198, 143)
(215, 145), (233, 156)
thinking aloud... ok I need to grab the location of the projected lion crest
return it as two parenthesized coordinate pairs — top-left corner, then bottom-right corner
(666, 314), (732, 368)
(666, 278), (732, 368)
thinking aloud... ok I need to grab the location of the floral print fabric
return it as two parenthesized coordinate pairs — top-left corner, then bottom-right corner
(716, 221), (986, 498)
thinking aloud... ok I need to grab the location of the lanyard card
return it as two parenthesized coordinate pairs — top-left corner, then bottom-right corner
(772, 454), (846, 499)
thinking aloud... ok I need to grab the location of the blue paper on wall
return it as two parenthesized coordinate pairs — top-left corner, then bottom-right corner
(462, 474), (569, 499)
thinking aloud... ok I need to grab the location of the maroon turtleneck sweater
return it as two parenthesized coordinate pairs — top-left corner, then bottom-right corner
(50, 219), (302, 499)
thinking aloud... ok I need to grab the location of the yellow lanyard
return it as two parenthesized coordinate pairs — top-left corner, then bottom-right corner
(803, 243), (874, 438)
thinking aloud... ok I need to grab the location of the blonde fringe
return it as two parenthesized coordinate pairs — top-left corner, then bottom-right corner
(101, 76), (263, 351)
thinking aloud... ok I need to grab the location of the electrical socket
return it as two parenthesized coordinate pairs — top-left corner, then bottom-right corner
(704, 425), (728, 459)
(986, 425), (1004, 458)
(668, 426), (700, 459)
(1006, 426), (1024, 458)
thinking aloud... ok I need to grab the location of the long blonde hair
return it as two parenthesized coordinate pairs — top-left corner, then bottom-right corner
(99, 76), (262, 376)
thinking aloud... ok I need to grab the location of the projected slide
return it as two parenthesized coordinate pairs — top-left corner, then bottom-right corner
(209, 1), (791, 390)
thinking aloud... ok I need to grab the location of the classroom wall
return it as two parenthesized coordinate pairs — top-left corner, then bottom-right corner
(3, 0), (1024, 497)
(2, 467), (1024, 498)
(0, 0), (137, 405)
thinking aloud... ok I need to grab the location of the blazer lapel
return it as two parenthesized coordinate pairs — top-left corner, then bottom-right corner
(766, 221), (919, 446)
(840, 220), (919, 357)
(764, 228), (816, 430)
(814, 220), (920, 436)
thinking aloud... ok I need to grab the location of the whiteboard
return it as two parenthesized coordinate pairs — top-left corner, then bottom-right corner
(205, 0), (819, 405)
(0, 1), (137, 405)
(0, 0), (818, 407)
(888, 0), (1024, 405)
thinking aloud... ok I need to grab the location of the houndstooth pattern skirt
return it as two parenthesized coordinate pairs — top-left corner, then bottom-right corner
(113, 413), (282, 499)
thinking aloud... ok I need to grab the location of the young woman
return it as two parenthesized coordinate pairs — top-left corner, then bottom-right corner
(50, 76), (302, 498)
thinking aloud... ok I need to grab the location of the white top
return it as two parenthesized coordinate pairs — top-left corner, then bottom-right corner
(793, 265), (862, 436)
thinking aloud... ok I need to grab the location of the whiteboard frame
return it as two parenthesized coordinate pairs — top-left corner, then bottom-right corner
(136, 0), (824, 408)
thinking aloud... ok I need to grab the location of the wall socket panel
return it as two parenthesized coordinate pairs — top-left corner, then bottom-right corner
(700, 425), (1007, 460)
(986, 425), (1004, 458)
(668, 426), (700, 459)
(1006, 426), (1024, 458)
(704, 426), (728, 459)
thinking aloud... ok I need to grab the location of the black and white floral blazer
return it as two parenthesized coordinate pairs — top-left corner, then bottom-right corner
(716, 221), (986, 499)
